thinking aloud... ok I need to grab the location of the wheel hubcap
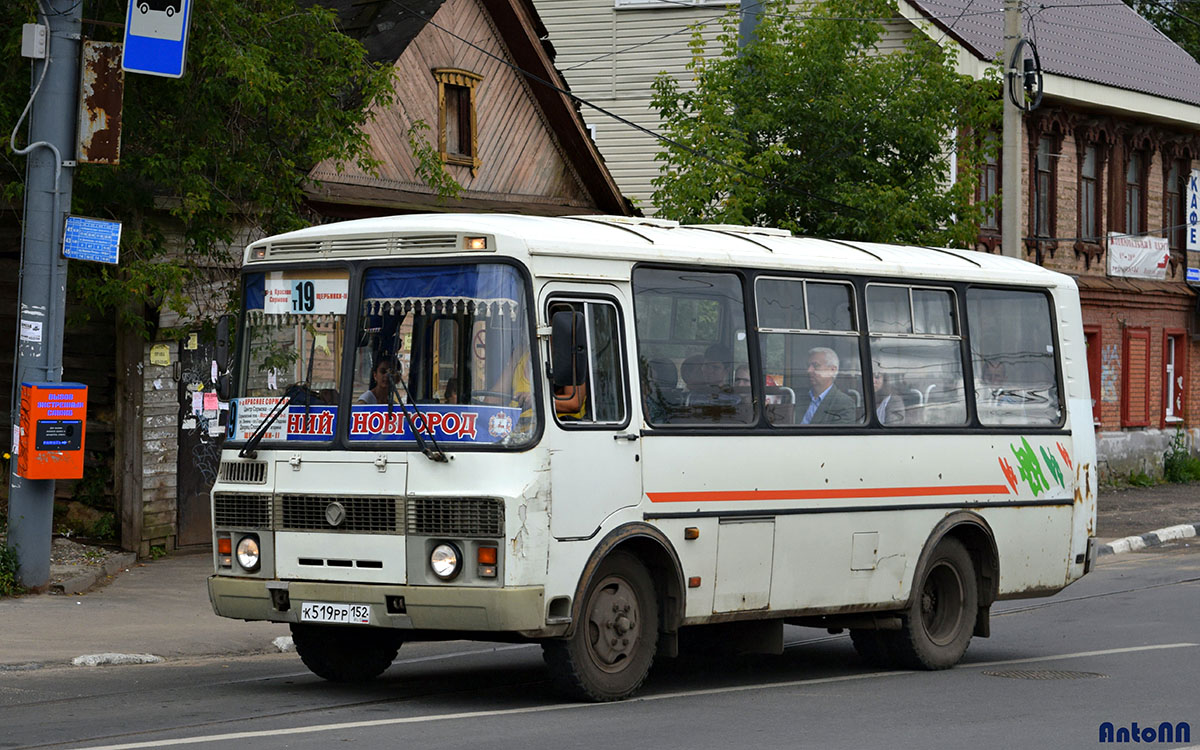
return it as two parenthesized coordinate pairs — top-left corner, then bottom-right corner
(921, 560), (965, 646)
(585, 574), (640, 672)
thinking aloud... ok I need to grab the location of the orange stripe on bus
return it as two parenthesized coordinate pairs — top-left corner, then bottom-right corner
(646, 484), (1012, 503)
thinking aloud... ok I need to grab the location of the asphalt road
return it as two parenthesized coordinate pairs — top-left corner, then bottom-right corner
(2, 544), (1196, 750)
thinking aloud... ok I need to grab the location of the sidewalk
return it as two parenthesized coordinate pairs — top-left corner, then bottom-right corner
(0, 484), (1196, 670)
(0, 551), (288, 669)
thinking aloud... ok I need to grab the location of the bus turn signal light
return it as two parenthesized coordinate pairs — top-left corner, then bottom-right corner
(688, 577), (701, 588)
(684, 527), (699, 540)
(477, 546), (497, 564)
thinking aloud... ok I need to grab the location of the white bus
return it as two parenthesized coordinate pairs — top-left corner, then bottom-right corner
(208, 213), (1097, 701)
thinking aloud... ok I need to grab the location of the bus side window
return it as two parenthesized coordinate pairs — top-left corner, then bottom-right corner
(756, 277), (863, 426)
(967, 288), (1062, 426)
(867, 284), (967, 426)
(633, 268), (754, 426)
(548, 299), (627, 426)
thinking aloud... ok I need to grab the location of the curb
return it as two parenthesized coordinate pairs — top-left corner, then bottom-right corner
(50, 552), (138, 595)
(1098, 523), (1200, 556)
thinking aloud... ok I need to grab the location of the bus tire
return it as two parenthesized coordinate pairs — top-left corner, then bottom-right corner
(889, 537), (977, 670)
(290, 623), (401, 682)
(849, 629), (896, 668)
(542, 551), (658, 701)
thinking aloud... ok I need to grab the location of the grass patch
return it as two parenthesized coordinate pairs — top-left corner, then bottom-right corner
(1163, 428), (1200, 483)
(0, 544), (23, 597)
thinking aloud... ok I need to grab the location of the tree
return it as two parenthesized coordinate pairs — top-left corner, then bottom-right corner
(651, 0), (1000, 246)
(1, 0), (395, 334)
(1127, 0), (1200, 62)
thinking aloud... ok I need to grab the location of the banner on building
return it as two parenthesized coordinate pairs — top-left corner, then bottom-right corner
(1107, 233), (1169, 280)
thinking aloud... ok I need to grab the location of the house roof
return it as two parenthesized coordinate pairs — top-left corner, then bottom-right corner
(906, 0), (1200, 108)
(305, 0), (628, 215)
(314, 0), (448, 64)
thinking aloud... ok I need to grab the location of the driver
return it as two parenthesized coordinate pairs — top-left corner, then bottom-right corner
(358, 359), (392, 404)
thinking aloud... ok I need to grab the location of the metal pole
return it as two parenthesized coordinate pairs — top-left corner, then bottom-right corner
(1001, 0), (1023, 258)
(7, 0), (80, 589)
(739, 0), (761, 52)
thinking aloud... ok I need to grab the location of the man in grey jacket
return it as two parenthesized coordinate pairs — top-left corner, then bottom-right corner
(800, 347), (856, 425)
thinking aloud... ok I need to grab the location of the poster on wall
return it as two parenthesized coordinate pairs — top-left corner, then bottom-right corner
(1187, 168), (1200, 285)
(1107, 233), (1169, 280)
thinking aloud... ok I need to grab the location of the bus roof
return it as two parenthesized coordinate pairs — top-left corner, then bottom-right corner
(245, 213), (1075, 290)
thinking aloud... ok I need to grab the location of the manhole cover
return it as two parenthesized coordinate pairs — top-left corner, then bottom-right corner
(982, 669), (1107, 680)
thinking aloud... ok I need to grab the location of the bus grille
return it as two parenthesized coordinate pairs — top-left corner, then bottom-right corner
(213, 493), (272, 528)
(218, 460), (267, 484)
(277, 495), (401, 534)
(406, 498), (504, 537)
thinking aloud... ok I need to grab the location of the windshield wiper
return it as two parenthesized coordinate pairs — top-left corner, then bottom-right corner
(237, 384), (301, 459)
(384, 314), (447, 463)
(387, 372), (448, 463)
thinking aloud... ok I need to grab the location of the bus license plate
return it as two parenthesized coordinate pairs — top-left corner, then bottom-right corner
(300, 602), (371, 625)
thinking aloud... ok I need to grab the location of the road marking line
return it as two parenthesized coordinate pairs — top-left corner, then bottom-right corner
(69, 642), (1199, 750)
(962, 642), (1199, 669)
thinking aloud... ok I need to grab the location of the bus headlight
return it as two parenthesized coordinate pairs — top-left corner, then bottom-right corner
(236, 535), (261, 572)
(430, 543), (461, 580)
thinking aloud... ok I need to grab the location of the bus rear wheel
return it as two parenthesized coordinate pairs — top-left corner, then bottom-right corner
(889, 537), (977, 670)
(543, 551), (658, 701)
(290, 623), (402, 682)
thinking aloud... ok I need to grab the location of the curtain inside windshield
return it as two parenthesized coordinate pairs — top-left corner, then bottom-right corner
(350, 263), (536, 447)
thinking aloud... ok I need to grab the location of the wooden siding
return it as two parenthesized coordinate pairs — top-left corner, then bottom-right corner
(535, 1), (919, 211)
(311, 0), (595, 211)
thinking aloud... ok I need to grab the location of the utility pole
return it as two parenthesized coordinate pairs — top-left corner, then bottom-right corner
(739, 0), (761, 52)
(1001, 0), (1023, 258)
(7, 0), (82, 589)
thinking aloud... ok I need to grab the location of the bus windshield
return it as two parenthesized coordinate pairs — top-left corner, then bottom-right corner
(229, 262), (537, 449)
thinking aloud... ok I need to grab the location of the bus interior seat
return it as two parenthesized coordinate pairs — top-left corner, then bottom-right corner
(645, 357), (684, 422)
(764, 385), (794, 424)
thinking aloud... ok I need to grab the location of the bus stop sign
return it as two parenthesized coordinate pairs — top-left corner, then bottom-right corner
(122, 0), (192, 78)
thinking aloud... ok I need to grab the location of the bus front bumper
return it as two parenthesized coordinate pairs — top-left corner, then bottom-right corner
(208, 576), (546, 632)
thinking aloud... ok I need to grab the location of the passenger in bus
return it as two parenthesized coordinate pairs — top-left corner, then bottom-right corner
(873, 365), (905, 424)
(701, 344), (732, 388)
(800, 347), (855, 425)
(554, 382), (587, 419)
(680, 354), (707, 391)
(357, 359), (392, 404)
(980, 359), (1020, 404)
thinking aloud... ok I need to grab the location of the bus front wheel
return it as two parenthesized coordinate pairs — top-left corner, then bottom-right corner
(543, 551), (658, 701)
(290, 623), (402, 682)
(889, 537), (977, 670)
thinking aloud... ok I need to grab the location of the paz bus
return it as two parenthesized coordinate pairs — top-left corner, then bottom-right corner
(207, 213), (1097, 701)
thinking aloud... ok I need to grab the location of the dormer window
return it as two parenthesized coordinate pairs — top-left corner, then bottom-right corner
(433, 69), (482, 175)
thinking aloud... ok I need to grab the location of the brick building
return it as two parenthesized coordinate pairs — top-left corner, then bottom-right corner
(905, 0), (1200, 479)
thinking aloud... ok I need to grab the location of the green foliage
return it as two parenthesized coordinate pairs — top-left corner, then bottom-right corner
(1127, 470), (1156, 488)
(2, 0), (395, 335)
(0, 544), (23, 597)
(89, 513), (117, 542)
(72, 455), (113, 511)
(1128, 0), (1200, 62)
(149, 545), (167, 560)
(1163, 427), (1200, 482)
(650, 0), (1001, 245)
(407, 120), (463, 200)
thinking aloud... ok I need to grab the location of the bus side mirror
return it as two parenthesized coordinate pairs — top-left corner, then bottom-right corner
(214, 314), (233, 401)
(550, 310), (588, 387)
(215, 314), (232, 372)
